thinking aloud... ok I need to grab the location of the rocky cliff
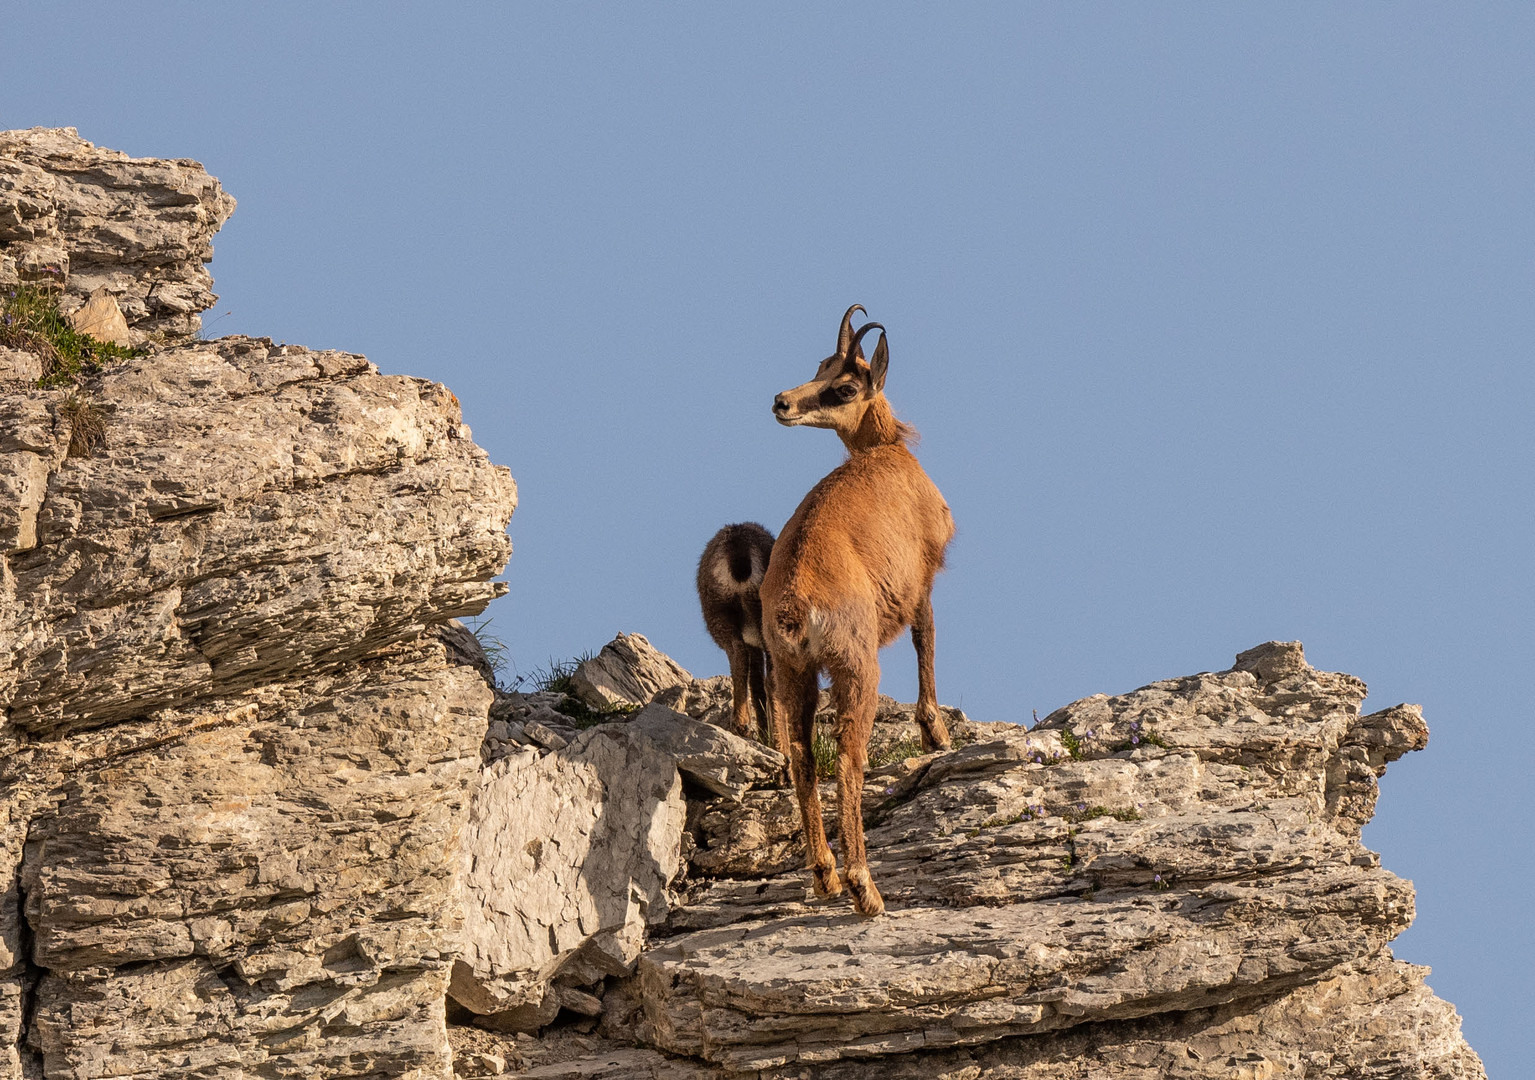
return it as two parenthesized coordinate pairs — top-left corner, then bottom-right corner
(2, 129), (516, 1078)
(1, 130), (1484, 1079)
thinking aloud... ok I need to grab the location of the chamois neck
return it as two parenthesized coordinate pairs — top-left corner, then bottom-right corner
(840, 395), (914, 452)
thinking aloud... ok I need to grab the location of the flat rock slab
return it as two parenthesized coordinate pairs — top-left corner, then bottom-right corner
(639, 865), (1411, 1071)
(488, 951), (1479, 1079)
(452, 723), (687, 1027)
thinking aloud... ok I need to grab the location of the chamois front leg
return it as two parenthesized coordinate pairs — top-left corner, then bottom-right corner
(912, 593), (952, 752)
(831, 652), (883, 916)
(774, 660), (839, 898)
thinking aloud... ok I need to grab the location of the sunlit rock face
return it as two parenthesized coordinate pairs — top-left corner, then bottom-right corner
(1, 129), (516, 1079)
(1, 127), (236, 340)
(455, 637), (1485, 1080)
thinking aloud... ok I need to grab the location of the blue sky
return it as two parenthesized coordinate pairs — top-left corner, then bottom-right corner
(7, 4), (1529, 1071)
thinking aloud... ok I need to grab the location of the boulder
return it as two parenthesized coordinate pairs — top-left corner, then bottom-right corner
(627, 703), (785, 800)
(451, 723), (686, 1030)
(569, 633), (692, 710)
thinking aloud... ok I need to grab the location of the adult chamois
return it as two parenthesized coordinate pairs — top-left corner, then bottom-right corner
(696, 522), (776, 743)
(761, 306), (955, 916)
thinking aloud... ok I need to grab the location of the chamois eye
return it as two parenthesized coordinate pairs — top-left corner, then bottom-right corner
(835, 382), (859, 401)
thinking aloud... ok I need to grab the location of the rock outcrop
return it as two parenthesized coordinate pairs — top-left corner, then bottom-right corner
(452, 639), (1484, 1079)
(1, 131), (516, 1078)
(450, 722), (687, 1030)
(0, 128), (235, 339)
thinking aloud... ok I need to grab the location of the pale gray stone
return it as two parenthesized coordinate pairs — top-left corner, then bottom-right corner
(626, 703), (786, 800)
(0, 127), (235, 338)
(449, 724), (686, 1028)
(523, 719), (570, 751)
(569, 633), (692, 710)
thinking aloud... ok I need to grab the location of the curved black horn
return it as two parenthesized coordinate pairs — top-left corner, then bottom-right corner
(848, 321), (885, 359)
(837, 304), (867, 357)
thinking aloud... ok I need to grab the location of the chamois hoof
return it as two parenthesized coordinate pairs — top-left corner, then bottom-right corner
(845, 868), (885, 917)
(810, 864), (843, 899)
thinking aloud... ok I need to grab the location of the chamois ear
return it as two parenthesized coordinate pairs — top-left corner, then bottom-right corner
(848, 322), (888, 389)
(837, 304), (867, 359)
(869, 331), (889, 391)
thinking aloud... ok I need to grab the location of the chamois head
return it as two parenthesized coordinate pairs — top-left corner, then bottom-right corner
(773, 307), (905, 448)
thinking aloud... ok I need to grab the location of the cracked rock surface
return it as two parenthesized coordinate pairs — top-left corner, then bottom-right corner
(1, 127), (235, 339)
(0, 128), (518, 1080)
(459, 641), (1484, 1079)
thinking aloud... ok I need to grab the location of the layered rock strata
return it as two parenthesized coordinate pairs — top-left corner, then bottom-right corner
(1, 127), (235, 339)
(1, 128), (517, 1080)
(455, 641), (1483, 1079)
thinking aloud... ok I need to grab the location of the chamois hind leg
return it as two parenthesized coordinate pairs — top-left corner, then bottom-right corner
(748, 646), (773, 747)
(829, 650), (884, 916)
(911, 592), (952, 752)
(774, 659), (838, 898)
(725, 639), (753, 738)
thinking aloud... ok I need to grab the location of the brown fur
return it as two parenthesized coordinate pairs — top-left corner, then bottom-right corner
(762, 309), (954, 916)
(696, 522), (776, 744)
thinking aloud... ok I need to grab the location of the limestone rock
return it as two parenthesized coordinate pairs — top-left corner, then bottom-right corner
(23, 658), (492, 1079)
(627, 703), (785, 800)
(569, 633), (692, 710)
(64, 287), (131, 346)
(437, 618), (500, 691)
(0, 127), (236, 338)
(623, 642), (1482, 1075)
(450, 724), (686, 1028)
(0, 335), (515, 738)
(1, 325), (517, 1074)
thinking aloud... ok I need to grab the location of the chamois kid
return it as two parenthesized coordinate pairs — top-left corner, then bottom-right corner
(761, 306), (954, 916)
(696, 522), (776, 743)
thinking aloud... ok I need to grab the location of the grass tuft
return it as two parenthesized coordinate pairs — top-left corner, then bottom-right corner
(1, 283), (140, 388)
(463, 617), (509, 683)
(58, 393), (107, 457)
(868, 735), (925, 769)
(508, 651), (637, 729)
(812, 726), (838, 778)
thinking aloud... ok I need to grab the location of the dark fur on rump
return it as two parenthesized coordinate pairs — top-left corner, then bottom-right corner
(696, 522), (776, 744)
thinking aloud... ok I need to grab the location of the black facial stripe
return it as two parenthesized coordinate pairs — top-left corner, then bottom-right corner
(816, 385), (843, 410)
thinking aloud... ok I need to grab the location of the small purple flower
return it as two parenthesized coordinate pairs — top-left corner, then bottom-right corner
(1131, 735), (1140, 745)
(1153, 873), (1163, 882)
(1076, 803), (1086, 811)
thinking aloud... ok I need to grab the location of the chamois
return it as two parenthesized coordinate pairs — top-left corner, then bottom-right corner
(761, 306), (954, 916)
(696, 522), (776, 743)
